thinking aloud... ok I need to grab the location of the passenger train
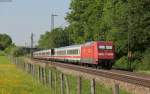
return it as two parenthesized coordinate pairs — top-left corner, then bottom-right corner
(33, 41), (115, 69)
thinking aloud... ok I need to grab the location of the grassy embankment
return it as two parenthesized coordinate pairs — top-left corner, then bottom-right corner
(0, 56), (51, 94)
(49, 66), (131, 94)
(0, 54), (131, 94)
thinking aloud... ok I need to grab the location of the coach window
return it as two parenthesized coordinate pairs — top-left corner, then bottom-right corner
(77, 50), (79, 54)
(68, 50), (70, 55)
(71, 49), (78, 55)
(58, 51), (61, 55)
(70, 50), (72, 54)
(75, 49), (78, 55)
(58, 51), (60, 55)
(63, 50), (66, 55)
(59, 51), (62, 55)
(47, 52), (50, 55)
(73, 50), (75, 54)
(56, 51), (57, 55)
(67, 50), (70, 55)
(57, 51), (60, 55)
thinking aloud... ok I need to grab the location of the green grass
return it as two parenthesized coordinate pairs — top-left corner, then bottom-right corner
(44, 64), (131, 94)
(0, 56), (131, 94)
(0, 56), (10, 64)
(0, 56), (51, 94)
(0, 51), (5, 56)
(66, 75), (131, 94)
(136, 70), (150, 75)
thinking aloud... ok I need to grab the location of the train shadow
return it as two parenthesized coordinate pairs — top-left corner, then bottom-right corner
(112, 67), (133, 72)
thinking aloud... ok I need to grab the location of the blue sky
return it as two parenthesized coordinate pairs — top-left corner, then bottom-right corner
(0, 0), (70, 46)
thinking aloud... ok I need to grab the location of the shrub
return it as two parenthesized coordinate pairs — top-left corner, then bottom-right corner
(114, 56), (128, 69)
(140, 48), (150, 70)
(0, 51), (5, 56)
(11, 47), (24, 57)
(4, 45), (24, 57)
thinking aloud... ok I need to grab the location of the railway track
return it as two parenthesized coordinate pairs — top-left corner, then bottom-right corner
(32, 59), (150, 88)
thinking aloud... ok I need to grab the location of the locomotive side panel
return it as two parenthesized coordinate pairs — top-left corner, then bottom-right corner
(81, 42), (98, 64)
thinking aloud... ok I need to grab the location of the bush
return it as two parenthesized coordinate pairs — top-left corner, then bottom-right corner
(0, 51), (5, 56)
(4, 45), (24, 57)
(4, 44), (16, 54)
(114, 56), (128, 69)
(140, 48), (150, 70)
(114, 50), (150, 70)
(11, 47), (24, 57)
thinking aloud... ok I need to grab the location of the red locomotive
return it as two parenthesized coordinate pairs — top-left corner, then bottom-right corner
(33, 41), (115, 69)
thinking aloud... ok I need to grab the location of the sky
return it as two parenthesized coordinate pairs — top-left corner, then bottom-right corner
(0, 0), (70, 46)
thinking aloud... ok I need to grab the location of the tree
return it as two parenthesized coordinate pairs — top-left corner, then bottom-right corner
(38, 28), (69, 49)
(0, 34), (12, 50)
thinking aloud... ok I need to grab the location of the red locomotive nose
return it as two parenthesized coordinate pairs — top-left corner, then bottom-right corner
(98, 41), (115, 60)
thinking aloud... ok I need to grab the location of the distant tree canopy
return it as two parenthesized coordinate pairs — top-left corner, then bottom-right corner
(38, 28), (69, 49)
(0, 34), (12, 50)
(4, 43), (25, 57)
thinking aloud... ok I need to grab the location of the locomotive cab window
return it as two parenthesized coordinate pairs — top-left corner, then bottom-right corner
(106, 46), (112, 50)
(99, 46), (113, 50)
(99, 46), (105, 50)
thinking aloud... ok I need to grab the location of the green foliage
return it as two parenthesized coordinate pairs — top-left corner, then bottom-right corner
(38, 0), (150, 70)
(114, 56), (128, 68)
(65, 0), (150, 70)
(0, 34), (12, 50)
(0, 56), (11, 64)
(0, 51), (5, 56)
(11, 47), (24, 57)
(138, 49), (150, 70)
(4, 44), (16, 54)
(38, 28), (69, 49)
(5, 45), (24, 57)
(66, 0), (105, 43)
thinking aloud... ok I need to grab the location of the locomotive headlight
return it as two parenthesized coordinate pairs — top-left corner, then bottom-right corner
(99, 53), (104, 56)
(107, 53), (114, 56)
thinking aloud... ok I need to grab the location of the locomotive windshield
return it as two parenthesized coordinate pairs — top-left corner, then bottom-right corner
(99, 46), (112, 50)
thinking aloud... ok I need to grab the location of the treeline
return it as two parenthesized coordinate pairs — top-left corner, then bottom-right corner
(38, 28), (69, 48)
(0, 34), (24, 57)
(38, 0), (150, 70)
(0, 34), (12, 50)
